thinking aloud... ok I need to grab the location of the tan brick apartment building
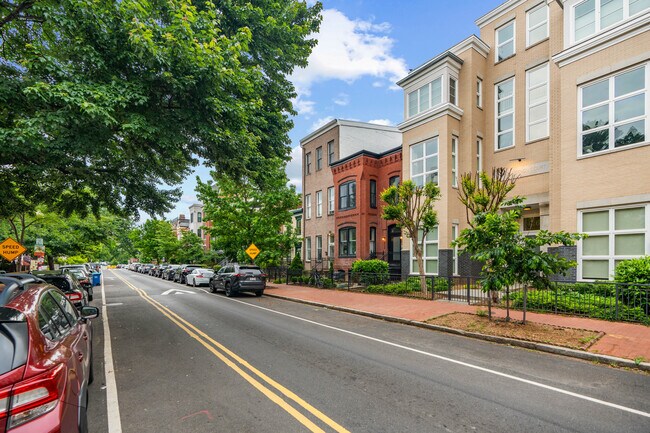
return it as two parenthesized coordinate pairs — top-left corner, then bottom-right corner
(300, 0), (650, 280)
(396, 0), (650, 281)
(300, 120), (402, 271)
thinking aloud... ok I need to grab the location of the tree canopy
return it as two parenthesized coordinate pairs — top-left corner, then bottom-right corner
(1, 0), (322, 218)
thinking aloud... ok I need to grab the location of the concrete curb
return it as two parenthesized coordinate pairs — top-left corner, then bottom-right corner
(264, 292), (650, 373)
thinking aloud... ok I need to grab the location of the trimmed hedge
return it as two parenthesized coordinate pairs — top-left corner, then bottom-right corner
(351, 260), (389, 285)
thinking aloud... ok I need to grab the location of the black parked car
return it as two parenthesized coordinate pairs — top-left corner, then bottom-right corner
(175, 264), (202, 284)
(209, 264), (266, 297)
(13, 273), (88, 310)
(162, 265), (180, 280)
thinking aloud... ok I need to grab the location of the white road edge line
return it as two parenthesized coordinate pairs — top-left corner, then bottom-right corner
(102, 272), (123, 433)
(196, 288), (650, 419)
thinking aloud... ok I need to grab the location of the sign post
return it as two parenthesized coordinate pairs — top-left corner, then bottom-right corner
(245, 243), (260, 261)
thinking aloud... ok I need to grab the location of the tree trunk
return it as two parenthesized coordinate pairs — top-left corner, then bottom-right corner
(47, 255), (55, 270)
(414, 244), (427, 295)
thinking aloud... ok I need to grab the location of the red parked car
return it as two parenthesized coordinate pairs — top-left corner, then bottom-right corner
(0, 274), (99, 432)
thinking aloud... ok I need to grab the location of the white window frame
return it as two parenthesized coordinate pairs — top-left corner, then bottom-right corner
(316, 235), (322, 260)
(578, 204), (650, 280)
(410, 227), (439, 275)
(451, 136), (458, 188)
(327, 186), (334, 215)
(410, 137), (439, 186)
(407, 76), (443, 118)
(578, 63), (648, 156)
(305, 237), (312, 261)
(305, 152), (312, 175)
(328, 233), (335, 258)
(316, 190), (322, 218)
(449, 76), (458, 106)
(476, 137), (483, 183)
(369, 227), (377, 255)
(495, 20), (516, 62)
(477, 78), (483, 108)
(526, 63), (550, 142)
(495, 77), (515, 150)
(305, 194), (312, 219)
(570, 0), (650, 45)
(526, 3), (549, 47)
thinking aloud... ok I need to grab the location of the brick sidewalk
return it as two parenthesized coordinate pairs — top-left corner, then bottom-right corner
(265, 283), (650, 362)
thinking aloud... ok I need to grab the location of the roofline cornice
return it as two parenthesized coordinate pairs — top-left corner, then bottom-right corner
(396, 52), (464, 88)
(299, 119), (399, 145)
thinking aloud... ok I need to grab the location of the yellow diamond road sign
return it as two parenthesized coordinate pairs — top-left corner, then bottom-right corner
(1, 238), (27, 262)
(245, 243), (260, 260)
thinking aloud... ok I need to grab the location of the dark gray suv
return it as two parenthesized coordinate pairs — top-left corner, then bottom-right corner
(209, 264), (265, 297)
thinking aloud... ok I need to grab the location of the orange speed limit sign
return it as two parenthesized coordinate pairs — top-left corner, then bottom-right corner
(1, 238), (27, 262)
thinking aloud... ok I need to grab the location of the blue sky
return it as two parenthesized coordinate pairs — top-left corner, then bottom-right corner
(163, 0), (504, 220)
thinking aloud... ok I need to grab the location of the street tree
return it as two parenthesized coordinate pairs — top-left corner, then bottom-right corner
(453, 169), (583, 321)
(381, 181), (441, 294)
(197, 161), (300, 268)
(129, 220), (179, 264)
(175, 230), (206, 264)
(0, 0), (322, 218)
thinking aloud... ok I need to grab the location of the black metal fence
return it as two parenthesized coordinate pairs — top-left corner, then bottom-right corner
(265, 268), (650, 325)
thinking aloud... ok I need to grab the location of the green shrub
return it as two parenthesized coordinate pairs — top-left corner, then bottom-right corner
(289, 253), (304, 271)
(321, 278), (335, 289)
(351, 259), (389, 285)
(291, 276), (300, 283)
(273, 279), (283, 285)
(615, 256), (650, 284)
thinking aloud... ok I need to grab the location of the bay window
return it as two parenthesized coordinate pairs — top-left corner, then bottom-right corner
(410, 138), (438, 186)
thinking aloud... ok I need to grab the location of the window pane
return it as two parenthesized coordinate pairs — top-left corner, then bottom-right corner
(498, 80), (514, 98)
(575, 0), (596, 41)
(431, 78), (442, 105)
(412, 260), (420, 273)
(528, 66), (547, 87)
(630, 0), (650, 15)
(412, 160), (424, 176)
(582, 79), (608, 107)
(529, 104), (547, 123)
(498, 114), (513, 132)
(615, 207), (645, 230)
(425, 260), (438, 274)
(582, 105), (609, 130)
(412, 175), (423, 187)
(600, 0), (623, 29)
(614, 120), (645, 147)
(529, 85), (547, 104)
(425, 155), (438, 171)
(411, 143), (423, 159)
(425, 243), (438, 257)
(615, 234), (645, 255)
(426, 172), (439, 184)
(408, 91), (418, 117)
(529, 5), (547, 28)
(582, 260), (609, 279)
(425, 139), (438, 155)
(529, 122), (548, 141)
(498, 132), (514, 149)
(427, 226), (438, 241)
(582, 130), (610, 153)
(529, 23), (547, 46)
(499, 22), (514, 41)
(583, 236), (609, 255)
(419, 84), (430, 112)
(498, 41), (514, 60)
(498, 98), (514, 113)
(615, 67), (645, 97)
(583, 211), (609, 231)
(615, 94), (644, 122)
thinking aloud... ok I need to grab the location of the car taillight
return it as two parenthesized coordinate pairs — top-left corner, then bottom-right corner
(196, 274), (203, 278)
(5, 364), (66, 429)
(234, 273), (245, 278)
(66, 292), (82, 302)
(260, 274), (267, 278)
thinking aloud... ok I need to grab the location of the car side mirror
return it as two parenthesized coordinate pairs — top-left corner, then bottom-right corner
(80, 306), (100, 319)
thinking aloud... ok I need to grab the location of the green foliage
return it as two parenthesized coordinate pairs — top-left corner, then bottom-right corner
(290, 252), (305, 271)
(508, 289), (649, 324)
(615, 256), (650, 284)
(129, 220), (179, 263)
(197, 164), (301, 268)
(175, 230), (206, 264)
(321, 278), (335, 289)
(0, 0), (322, 218)
(351, 259), (389, 284)
(381, 180), (441, 293)
(365, 277), (448, 295)
(59, 255), (89, 265)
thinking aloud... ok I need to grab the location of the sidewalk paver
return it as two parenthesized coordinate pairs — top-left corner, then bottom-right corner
(265, 284), (650, 364)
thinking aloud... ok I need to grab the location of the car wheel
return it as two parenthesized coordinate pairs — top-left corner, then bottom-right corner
(193, 279), (197, 287)
(209, 282), (216, 293)
(225, 284), (234, 297)
(255, 290), (263, 297)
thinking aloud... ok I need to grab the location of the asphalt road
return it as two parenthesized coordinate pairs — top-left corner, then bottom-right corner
(87, 269), (650, 433)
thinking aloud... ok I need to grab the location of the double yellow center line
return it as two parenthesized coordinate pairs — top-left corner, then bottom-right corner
(111, 271), (350, 433)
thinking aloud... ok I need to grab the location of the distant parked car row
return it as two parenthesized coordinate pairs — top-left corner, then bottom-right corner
(123, 263), (266, 297)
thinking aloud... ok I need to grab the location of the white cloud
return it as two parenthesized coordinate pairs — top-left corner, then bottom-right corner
(309, 116), (335, 133)
(291, 9), (408, 100)
(285, 146), (303, 192)
(372, 80), (384, 88)
(333, 92), (350, 106)
(292, 96), (316, 116)
(367, 119), (393, 126)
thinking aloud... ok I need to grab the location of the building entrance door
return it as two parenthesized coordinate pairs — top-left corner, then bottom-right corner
(387, 224), (401, 276)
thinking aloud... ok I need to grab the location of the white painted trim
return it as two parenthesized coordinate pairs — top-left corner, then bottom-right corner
(476, 0), (527, 28)
(495, 77), (516, 150)
(398, 104), (464, 132)
(496, 20), (517, 62)
(526, 62), (550, 142)
(102, 273), (123, 433)
(300, 119), (399, 145)
(526, 2), (549, 47)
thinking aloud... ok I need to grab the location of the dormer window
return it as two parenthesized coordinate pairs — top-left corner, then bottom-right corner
(408, 77), (442, 118)
(572, 0), (650, 44)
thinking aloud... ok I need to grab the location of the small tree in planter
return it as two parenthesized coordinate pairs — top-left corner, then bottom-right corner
(381, 180), (441, 295)
(453, 168), (583, 321)
(289, 252), (304, 283)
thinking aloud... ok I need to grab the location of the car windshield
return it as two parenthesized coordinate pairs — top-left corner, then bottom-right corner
(239, 267), (261, 275)
(42, 278), (72, 293)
